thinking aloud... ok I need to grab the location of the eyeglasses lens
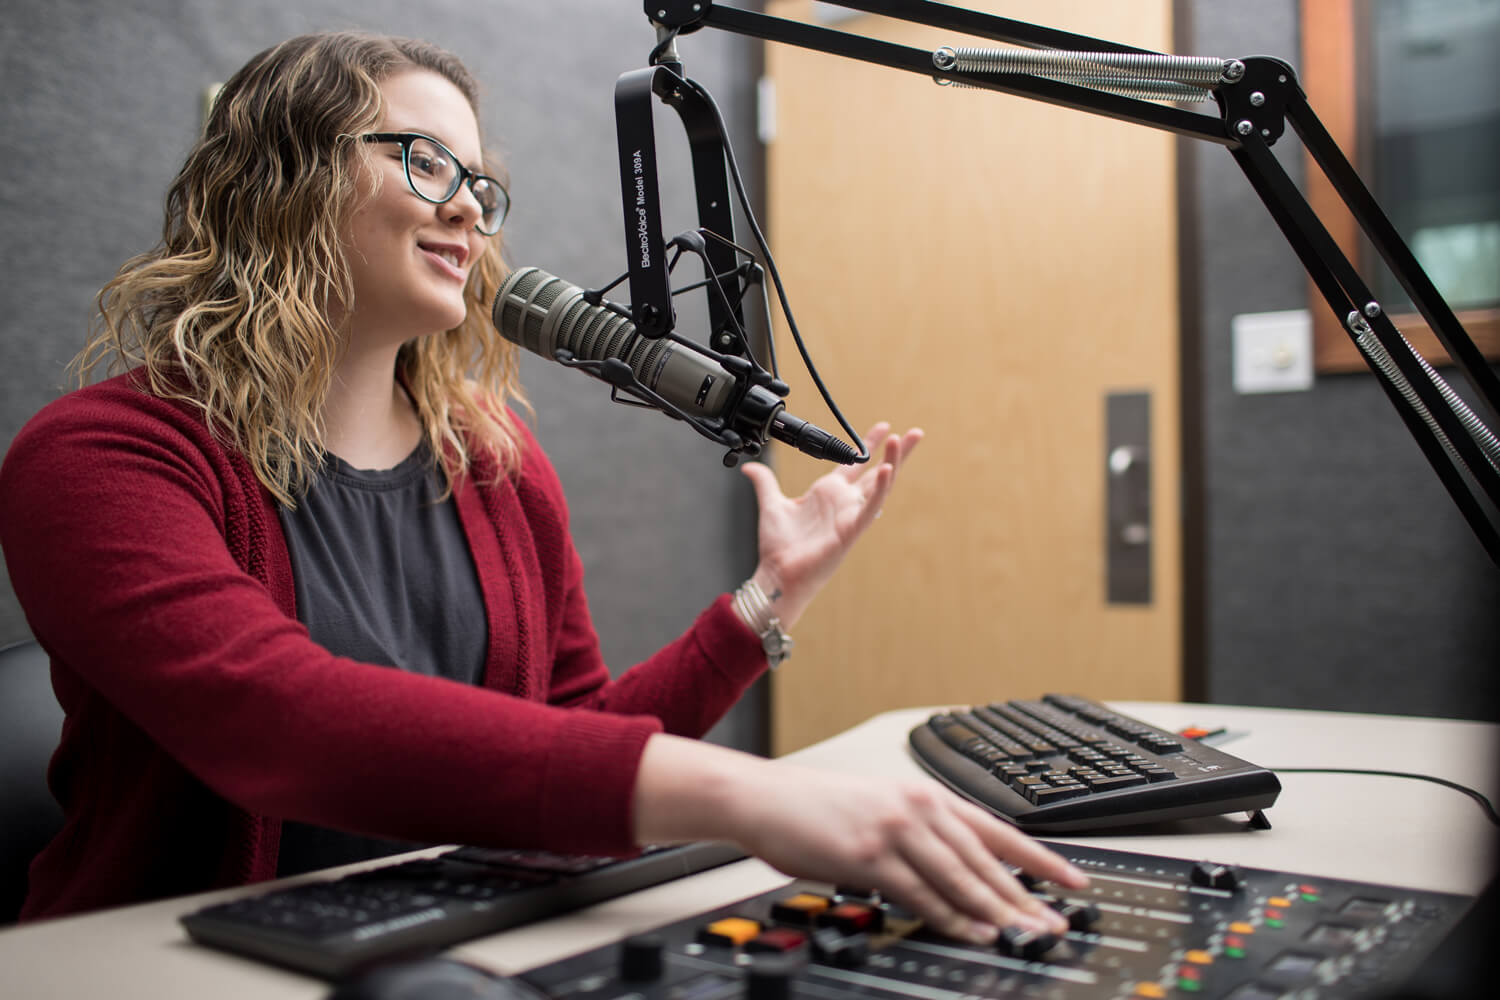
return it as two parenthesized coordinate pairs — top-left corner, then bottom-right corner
(469, 178), (507, 235)
(405, 137), (459, 203)
(401, 135), (507, 235)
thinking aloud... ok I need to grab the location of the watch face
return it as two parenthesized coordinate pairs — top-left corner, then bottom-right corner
(761, 622), (792, 667)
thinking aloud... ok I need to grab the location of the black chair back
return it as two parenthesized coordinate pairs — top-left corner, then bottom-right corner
(0, 639), (64, 922)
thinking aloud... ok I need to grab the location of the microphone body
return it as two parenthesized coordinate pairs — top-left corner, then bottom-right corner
(493, 267), (857, 464)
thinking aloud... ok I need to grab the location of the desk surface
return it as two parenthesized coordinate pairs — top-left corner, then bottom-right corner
(1, 702), (1495, 1000)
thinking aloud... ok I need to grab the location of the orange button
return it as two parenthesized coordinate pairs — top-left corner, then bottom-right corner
(1183, 950), (1214, 965)
(1228, 922), (1255, 934)
(771, 892), (832, 924)
(1268, 896), (1292, 908)
(1132, 984), (1168, 998)
(700, 917), (762, 947)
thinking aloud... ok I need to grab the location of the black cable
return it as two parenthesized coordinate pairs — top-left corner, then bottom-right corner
(678, 72), (872, 464)
(1272, 767), (1500, 828)
(648, 28), (681, 67)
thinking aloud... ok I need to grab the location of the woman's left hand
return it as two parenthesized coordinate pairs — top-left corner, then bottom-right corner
(740, 421), (923, 628)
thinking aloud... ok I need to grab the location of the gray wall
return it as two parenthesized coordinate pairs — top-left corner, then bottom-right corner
(4, 0), (1496, 749)
(0, 0), (766, 749)
(1183, 1), (1500, 720)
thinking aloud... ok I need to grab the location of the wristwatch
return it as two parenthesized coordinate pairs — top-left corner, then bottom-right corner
(756, 617), (794, 670)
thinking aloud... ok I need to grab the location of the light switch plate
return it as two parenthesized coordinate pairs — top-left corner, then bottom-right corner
(1232, 309), (1314, 394)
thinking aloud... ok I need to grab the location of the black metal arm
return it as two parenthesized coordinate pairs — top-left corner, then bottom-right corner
(632, 0), (1500, 563)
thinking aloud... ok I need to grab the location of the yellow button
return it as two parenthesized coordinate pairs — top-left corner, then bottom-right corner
(772, 892), (832, 921)
(1228, 922), (1255, 934)
(1268, 896), (1292, 908)
(781, 892), (830, 912)
(1132, 984), (1168, 998)
(702, 917), (762, 946)
(1183, 950), (1214, 965)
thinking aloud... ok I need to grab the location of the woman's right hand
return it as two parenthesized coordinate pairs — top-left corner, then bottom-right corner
(633, 734), (1088, 944)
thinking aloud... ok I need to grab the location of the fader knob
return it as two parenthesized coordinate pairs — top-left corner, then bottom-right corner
(619, 933), (665, 981)
(810, 926), (869, 968)
(1053, 899), (1101, 931)
(995, 926), (1059, 960)
(1190, 861), (1244, 892)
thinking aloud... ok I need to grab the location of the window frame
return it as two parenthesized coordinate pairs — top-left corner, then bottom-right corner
(1301, 0), (1500, 373)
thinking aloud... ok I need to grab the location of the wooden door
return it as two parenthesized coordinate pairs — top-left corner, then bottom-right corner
(763, 1), (1183, 754)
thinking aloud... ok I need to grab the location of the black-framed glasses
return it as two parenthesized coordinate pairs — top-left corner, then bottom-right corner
(361, 132), (510, 235)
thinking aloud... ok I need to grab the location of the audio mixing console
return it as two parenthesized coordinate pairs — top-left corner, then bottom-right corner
(507, 842), (1474, 1000)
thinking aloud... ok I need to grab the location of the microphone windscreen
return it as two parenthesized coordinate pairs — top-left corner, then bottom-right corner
(493, 266), (568, 356)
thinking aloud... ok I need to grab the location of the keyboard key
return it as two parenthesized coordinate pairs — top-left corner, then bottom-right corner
(1086, 774), (1149, 792)
(930, 716), (984, 754)
(1029, 784), (1091, 805)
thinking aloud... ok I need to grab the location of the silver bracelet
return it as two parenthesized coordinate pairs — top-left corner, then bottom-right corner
(733, 578), (775, 634)
(733, 579), (792, 669)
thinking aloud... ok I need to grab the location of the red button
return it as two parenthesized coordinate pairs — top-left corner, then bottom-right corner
(746, 928), (808, 954)
(823, 902), (884, 934)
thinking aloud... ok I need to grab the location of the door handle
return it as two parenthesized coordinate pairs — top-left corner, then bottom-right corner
(1108, 445), (1151, 547)
(1106, 393), (1151, 604)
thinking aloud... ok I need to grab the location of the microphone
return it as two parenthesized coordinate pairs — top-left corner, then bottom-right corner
(492, 267), (859, 464)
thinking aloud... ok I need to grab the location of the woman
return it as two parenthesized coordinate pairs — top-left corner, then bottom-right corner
(0, 31), (1083, 939)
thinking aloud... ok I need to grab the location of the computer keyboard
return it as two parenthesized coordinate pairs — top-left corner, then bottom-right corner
(179, 840), (746, 979)
(909, 694), (1281, 832)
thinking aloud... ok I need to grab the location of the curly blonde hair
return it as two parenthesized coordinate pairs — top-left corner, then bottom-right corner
(73, 31), (526, 505)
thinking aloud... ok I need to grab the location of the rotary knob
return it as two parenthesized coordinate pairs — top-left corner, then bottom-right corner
(619, 933), (665, 981)
(744, 953), (799, 1000)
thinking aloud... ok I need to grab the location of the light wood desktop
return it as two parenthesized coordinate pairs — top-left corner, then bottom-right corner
(0, 702), (1494, 1000)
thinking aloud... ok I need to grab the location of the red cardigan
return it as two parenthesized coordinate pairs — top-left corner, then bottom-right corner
(0, 371), (765, 920)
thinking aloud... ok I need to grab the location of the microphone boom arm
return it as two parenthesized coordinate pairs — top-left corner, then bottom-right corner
(639, 0), (1500, 565)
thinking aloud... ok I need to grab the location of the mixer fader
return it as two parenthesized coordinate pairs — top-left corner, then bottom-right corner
(517, 842), (1472, 1000)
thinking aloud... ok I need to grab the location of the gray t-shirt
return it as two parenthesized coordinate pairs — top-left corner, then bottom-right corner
(273, 441), (487, 876)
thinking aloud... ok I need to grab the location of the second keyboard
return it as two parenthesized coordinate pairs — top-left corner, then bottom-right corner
(908, 694), (1281, 833)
